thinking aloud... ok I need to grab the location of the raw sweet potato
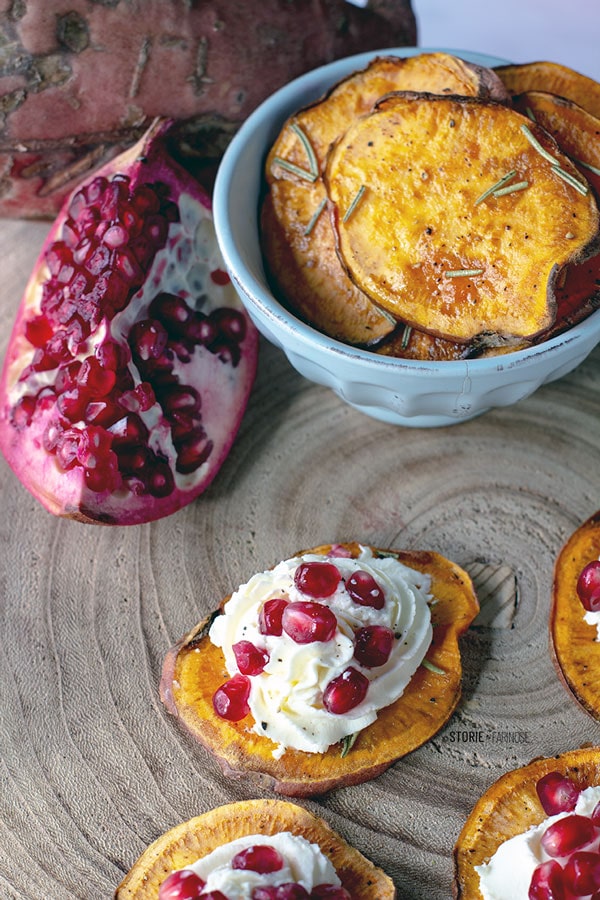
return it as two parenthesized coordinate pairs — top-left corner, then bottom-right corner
(453, 747), (600, 899)
(262, 52), (510, 346)
(551, 510), (600, 722)
(325, 92), (600, 343)
(115, 799), (396, 899)
(496, 61), (600, 119)
(160, 542), (479, 797)
(0, 0), (417, 218)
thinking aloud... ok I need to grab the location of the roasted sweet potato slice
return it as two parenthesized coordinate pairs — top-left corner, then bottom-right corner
(325, 92), (600, 343)
(261, 53), (509, 345)
(496, 61), (600, 119)
(115, 799), (396, 899)
(453, 747), (600, 899)
(551, 510), (600, 721)
(160, 542), (478, 797)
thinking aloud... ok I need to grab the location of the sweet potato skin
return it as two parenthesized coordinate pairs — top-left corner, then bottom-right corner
(453, 747), (600, 899)
(0, 0), (417, 218)
(115, 799), (396, 899)
(496, 61), (600, 119)
(160, 542), (479, 797)
(325, 92), (600, 342)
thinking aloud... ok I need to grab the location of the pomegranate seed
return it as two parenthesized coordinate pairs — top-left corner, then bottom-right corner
(119, 382), (155, 412)
(323, 667), (369, 714)
(129, 319), (169, 361)
(310, 886), (351, 899)
(541, 814), (597, 858)
(210, 268), (230, 286)
(103, 224), (130, 248)
(536, 772), (581, 815)
(592, 801), (600, 826)
(564, 850), (600, 895)
(24, 315), (53, 348)
(93, 339), (124, 370)
(212, 674), (250, 721)
(143, 458), (175, 498)
(84, 175), (108, 205)
(252, 886), (309, 900)
(529, 860), (566, 900)
(577, 561), (600, 612)
(10, 395), (37, 430)
(150, 292), (193, 336)
(294, 562), (341, 599)
(77, 356), (117, 397)
(161, 384), (201, 415)
(176, 431), (213, 474)
(282, 601), (337, 644)
(158, 869), (205, 900)
(232, 640), (269, 675)
(259, 598), (288, 636)
(86, 243), (112, 275)
(210, 307), (247, 342)
(76, 425), (113, 468)
(353, 625), (394, 668)
(55, 428), (81, 469)
(84, 453), (121, 493)
(132, 183), (161, 215)
(201, 893), (229, 900)
(345, 570), (385, 609)
(231, 844), (284, 874)
(85, 398), (122, 427)
(186, 312), (217, 345)
(108, 414), (149, 447)
(57, 387), (90, 422)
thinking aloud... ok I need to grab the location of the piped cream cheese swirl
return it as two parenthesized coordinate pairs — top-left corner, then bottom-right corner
(209, 545), (433, 758)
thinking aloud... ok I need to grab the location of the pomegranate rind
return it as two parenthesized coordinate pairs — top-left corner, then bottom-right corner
(114, 798), (396, 899)
(160, 542), (479, 797)
(453, 746), (600, 899)
(550, 510), (600, 721)
(0, 119), (258, 525)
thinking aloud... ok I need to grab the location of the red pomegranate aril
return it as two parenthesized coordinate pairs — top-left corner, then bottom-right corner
(563, 850), (600, 895)
(536, 772), (581, 815)
(143, 458), (175, 498)
(353, 625), (394, 668)
(10, 394), (37, 430)
(76, 425), (113, 468)
(158, 869), (205, 900)
(103, 223), (129, 249)
(577, 561), (600, 612)
(212, 673), (251, 721)
(346, 570), (385, 609)
(233, 640), (269, 676)
(282, 601), (337, 644)
(294, 562), (341, 599)
(176, 431), (213, 474)
(24, 316), (53, 348)
(129, 319), (169, 361)
(210, 268), (231, 286)
(231, 844), (284, 874)
(108, 414), (149, 447)
(118, 382), (155, 413)
(259, 598), (288, 636)
(160, 384), (201, 415)
(55, 429), (81, 469)
(201, 893), (229, 900)
(150, 292), (192, 335)
(310, 886), (351, 899)
(541, 814), (597, 858)
(592, 801), (600, 826)
(187, 312), (217, 346)
(77, 356), (117, 396)
(85, 397), (122, 428)
(210, 307), (247, 342)
(84, 456), (121, 493)
(323, 667), (369, 714)
(56, 387), (90, 422)
(529, 860), (566, 900)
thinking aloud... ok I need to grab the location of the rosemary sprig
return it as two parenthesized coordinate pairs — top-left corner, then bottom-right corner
(492, 179), (529, 198)
(341, 732), (359, 757)
(401, 325), (413, 349)
(474, 169), (516, 206)
(444, 268), (484, 278)
(343, 184), (366, 222)
(575, 158), (600, 178)
(552, 164), (589, 195)
(272, 156), (318, 182)
(422, 659), (445, 675)
(304, 197), (327, 236)
(520, 123), (558, 166)
(289, 122), (318, 178)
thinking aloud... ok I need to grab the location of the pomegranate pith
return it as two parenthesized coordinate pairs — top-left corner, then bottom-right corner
(0, 119), (258, 525)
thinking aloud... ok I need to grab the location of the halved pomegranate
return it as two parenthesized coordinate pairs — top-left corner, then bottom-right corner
(0, 119), (258, 525)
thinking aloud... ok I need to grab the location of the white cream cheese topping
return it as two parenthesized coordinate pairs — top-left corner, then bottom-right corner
(475, 785), (600, 899)
(187, 831), (340, 898)
(208, 545), (433, 758)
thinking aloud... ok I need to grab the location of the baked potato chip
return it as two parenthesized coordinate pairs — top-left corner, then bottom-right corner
(261, 53), (509, 345)
(496, 60), (600, 119)
(325, 92), (600, 342)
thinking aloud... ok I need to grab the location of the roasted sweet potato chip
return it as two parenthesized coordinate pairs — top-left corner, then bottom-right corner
(496, 61), (600, 119)
(453, 747), (600, 899)
(160, 542), (478, 797)
(325, 92), (600, 342)
(261, 53), (509, 345)
(116, 799), (396, 899)
(551, 510), (600, 722)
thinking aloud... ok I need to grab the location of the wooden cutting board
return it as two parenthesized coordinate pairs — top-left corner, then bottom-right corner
(2, 217), (600, 899)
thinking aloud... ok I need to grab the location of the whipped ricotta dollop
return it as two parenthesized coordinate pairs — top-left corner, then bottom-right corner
(476, 785), (600, 899)
(186, 831), (340, 899)
(209, 545), (433, 757)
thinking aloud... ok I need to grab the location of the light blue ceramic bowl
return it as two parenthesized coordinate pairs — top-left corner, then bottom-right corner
(213, 47), (600, 427)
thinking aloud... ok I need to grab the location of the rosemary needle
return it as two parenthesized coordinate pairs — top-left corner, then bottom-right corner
(445, 268), (484, 278)
(343, 184), (366, 222)
(474, 170), (516, 205)
(303, 197), (327, 236)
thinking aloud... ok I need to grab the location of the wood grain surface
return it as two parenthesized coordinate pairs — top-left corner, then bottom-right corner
(2, 218), (600, 899)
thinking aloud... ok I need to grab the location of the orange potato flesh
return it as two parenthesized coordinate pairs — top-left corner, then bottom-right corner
(496, 61), (600, 119)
